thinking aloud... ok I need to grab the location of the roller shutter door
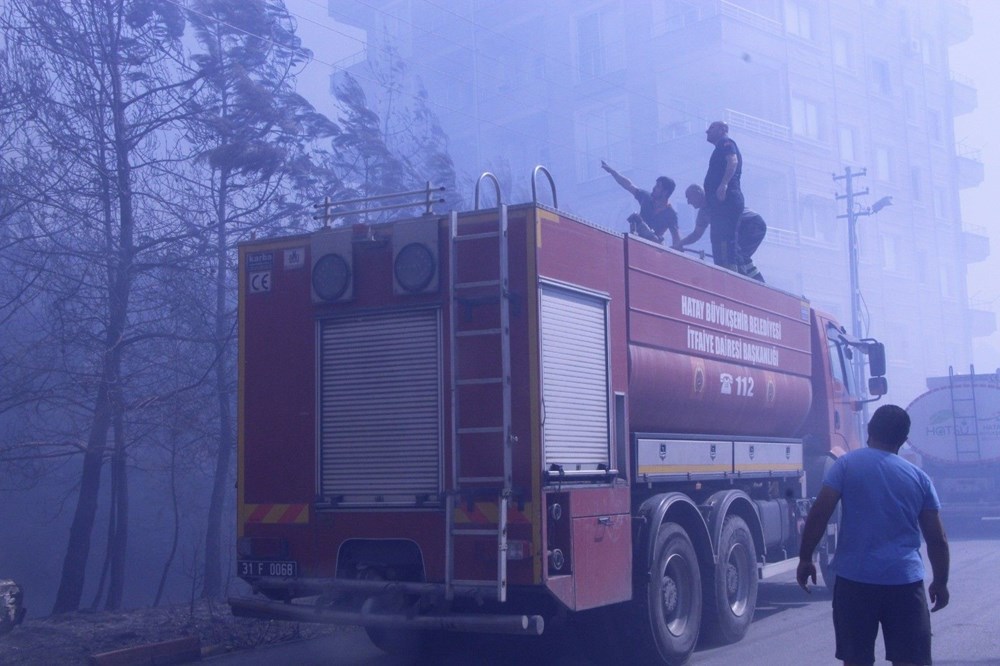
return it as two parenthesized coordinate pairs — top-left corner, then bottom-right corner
(318, 309), (441, 506)
(540, 285), (610, 472)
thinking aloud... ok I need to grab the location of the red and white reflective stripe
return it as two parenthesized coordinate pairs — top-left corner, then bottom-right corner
(453, 502), (531, 525)
(244, 503), (309, 524)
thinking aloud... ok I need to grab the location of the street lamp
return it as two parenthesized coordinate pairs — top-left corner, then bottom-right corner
(871, 195), (893, 215)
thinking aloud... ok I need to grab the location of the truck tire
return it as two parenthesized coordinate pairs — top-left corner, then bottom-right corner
(636, 522), (702, 665)
(818, 503), (841, 590)
(358, 569), (426, 656)
(702, 515), (757, 645)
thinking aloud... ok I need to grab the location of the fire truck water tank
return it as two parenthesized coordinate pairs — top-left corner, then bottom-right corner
(628, 345), (813, 437)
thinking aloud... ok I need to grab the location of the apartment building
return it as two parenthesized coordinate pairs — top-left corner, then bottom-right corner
(331, 0), (991, 402)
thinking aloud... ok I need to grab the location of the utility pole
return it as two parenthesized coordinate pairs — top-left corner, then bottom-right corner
(834, 167), (892, 425)
(834, 166), (867, 350)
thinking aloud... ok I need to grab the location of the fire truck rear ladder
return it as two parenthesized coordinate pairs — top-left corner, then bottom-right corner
(446, 178), (513, 603)
(949, 365), (982, 462)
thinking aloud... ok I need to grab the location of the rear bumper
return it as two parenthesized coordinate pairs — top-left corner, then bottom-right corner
(228, 595), (544, 636)
(230, 576), (544, 636)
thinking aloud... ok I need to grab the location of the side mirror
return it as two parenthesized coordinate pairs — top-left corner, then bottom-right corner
(868, 376), (888, 397)
(867, 342), (886, 377)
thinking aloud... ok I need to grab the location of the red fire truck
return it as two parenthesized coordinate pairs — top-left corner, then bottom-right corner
(229, 173), (887, 665)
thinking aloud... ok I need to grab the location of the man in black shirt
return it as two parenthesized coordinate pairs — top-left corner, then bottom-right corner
(601, 160), (680, 245)
(675, 184), (766, 282)
(703, 121), (743, 270)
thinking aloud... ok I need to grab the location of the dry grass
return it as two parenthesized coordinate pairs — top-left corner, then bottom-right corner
(0, 598), (350, 665)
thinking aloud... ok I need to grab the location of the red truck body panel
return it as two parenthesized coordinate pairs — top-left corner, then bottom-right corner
(624, 236), (814, 436)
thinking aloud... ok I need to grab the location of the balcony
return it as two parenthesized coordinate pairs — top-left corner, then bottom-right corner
(968, 303), (997, 338)
(719, 0), (782, 35)
(955, 146), (984, 189)
(654, 0), (782, 37)
(950, 72), (978, 116)
(723, 108), (791, 141)
(944, 0), (974, 45)
(962, 225), (990, 263)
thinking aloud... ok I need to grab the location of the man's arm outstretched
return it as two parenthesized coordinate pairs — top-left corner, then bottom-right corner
(601, 160), (638, 196)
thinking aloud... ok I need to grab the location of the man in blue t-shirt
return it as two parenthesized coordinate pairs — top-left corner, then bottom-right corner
(798, 404), (950, 666)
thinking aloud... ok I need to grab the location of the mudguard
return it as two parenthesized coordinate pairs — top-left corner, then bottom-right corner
(634, 492), (713, 579)
(702, 490), (766, 564)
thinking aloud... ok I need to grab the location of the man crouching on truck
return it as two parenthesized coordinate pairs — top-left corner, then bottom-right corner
(675, 184), (766, 282)
(601, 160), (681, 246)
(798, 404), (950, 666)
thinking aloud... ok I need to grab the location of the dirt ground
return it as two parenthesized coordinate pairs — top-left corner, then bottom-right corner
(0, 598), (347, 665)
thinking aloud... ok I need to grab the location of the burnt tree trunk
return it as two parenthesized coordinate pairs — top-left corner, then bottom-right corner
(52, 18), (136, 611)
(105, 401), (128, 610)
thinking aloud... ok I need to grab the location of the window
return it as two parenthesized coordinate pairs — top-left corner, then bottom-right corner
(838, 126), (857, 161)
(882, 234), (898, 273)
(904, 86), (917, 122)
(874, 146), (891, 182)
(939, 265), (953, 299)
(870, 58), (891, 96)
(791, 96), (821, 140)
(832, 32), (851, 69)
(826, 323), (857, 393)
(910, 166), (922, 202)
(575, 103), (629, 181)
(496, 51), (525, 93)
(577, 13), (603, 79)
(921, 36), (936, 67)
(927, 110), (942, 143)
(575, 9), (623, 81)
(799, 195), (836, 244)
(652, 0), (703, 35)
(859, 216), (878, 264)
(933, 187), (949, 218)
(881, 233), (916, 277)
(784, 0), (812, 40)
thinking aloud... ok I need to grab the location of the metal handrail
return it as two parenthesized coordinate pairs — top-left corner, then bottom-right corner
(531, 165), (557, 209)
(474, 172), (502, 210)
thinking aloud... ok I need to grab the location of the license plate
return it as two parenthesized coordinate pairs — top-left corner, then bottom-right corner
(238, 560), (298, 578)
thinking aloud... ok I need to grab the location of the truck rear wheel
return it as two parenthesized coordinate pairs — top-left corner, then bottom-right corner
(702, 515), (757, 644)
(358, 569), (426, 656)
(636, 522), (702, 665)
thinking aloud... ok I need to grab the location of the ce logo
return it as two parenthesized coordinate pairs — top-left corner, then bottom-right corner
(250, 271), (271, 293)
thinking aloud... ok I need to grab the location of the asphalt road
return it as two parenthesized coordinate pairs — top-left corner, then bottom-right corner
(211, 527), (999, 665)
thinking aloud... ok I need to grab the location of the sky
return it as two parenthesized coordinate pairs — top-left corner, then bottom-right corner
(287, 0), (1000, 374)
(951, 0), (1000, 373)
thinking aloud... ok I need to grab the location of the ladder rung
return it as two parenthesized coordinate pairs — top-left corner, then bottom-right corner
(458, 476), (505, 483)
(451, 579), (499, 588)
(454, 231), (500, 241)
(456, 328), (502, 337)
(452, 529), (497, 536)
(455, 280), (501, 289)
(456, 377), (502, 386)
(458, 427), (504, 434)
